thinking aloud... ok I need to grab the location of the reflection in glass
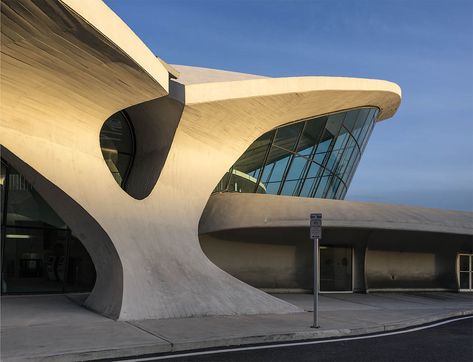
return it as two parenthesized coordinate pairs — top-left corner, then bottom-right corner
(297, 118), (326, 156)
(214, 108), (377, 199)
(273, 122), (303, 151)
(1, 161), (96, 294)
(6, 167), (66, 229)
(1, 161), (6, 223)
(100, 111), (135, 189)
(280, 156), (309, 196)
(260, 146), (291, 194)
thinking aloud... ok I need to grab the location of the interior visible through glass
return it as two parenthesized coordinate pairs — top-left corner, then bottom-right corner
(100, 111), (135, 189)
(214, 107), (377, 200)
(1, 160), (96, 294)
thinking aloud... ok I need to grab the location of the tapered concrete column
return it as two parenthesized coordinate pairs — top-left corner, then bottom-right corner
(0, 0), (170, 319)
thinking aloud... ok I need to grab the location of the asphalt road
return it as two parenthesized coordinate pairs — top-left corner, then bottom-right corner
(121, 317), (473, 362)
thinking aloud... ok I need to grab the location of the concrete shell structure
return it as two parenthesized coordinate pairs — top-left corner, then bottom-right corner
(1, 0), (471, 322)
(200, 194), (473, 292)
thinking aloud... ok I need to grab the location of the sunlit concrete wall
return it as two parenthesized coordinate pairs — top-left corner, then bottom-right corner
(1, 0), (402, 320)
(1, 0), (170, 319)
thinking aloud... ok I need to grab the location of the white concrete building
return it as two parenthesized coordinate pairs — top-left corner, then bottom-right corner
(1, 0), (472, 321)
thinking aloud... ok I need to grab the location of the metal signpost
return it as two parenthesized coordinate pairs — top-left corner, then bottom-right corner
(310, 213), (322, 328)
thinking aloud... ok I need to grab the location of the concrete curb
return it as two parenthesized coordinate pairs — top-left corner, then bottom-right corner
(5, 310), (473, 361)
(170, 310), (473, 352)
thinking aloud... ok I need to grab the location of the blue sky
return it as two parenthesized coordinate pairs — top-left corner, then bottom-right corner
(106, 0), (473, 211)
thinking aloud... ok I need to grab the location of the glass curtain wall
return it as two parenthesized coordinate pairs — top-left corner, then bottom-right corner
(1, 160), (96, 294)
(214, 108), (377, 199)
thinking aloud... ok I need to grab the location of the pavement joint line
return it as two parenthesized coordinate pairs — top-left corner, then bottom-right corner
(126, 321), (174, 346)
(376, 294), (434, 306)
(321, 294), (386, 309)
(120, 315), (473, 362)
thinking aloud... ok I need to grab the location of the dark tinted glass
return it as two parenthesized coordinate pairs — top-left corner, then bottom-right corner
(325, 113), (345, 137)
(2, 227), (68, 293)
(214, 132), (274, 194)
(234, 131), (273, 175)
(297, 118), (326, 155)
(100, 112), (133, 154)
(459, 272), (470, 289)
(352, 109), (369, 139)
(100, 111), (134, 189)
(273, 123), (303, 151)
(227, 169), (266, 194)
(1, 161), (96, 295)
(342, 110), (360, 132)
(460, 255), (470, 271)
(6, 167), (66, 229)
(1, 161), (6, 223)
(316, 129), (335, 154)
(320, 246), (352, 291)
(213, 108), (377, 200)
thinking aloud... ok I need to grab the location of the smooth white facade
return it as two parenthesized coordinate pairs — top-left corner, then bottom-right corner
(11, 0), (473, 322)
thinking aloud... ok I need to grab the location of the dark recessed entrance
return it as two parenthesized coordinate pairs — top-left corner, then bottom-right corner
(1, 160), (96, 294)
(458, 253), (473, 291)
(320, 246), (353, 292)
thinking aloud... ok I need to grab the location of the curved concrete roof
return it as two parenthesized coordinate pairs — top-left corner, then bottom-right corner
(182, 76), (400, 122)
(200, 193), (473, 236)
(61, 0), (169, 90)
(171, 65), (401, 121)
(173, 64), (267, 85)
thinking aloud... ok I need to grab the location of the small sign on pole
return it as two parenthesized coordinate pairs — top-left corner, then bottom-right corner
(310, 213), (322, 239)
(310, 213), (322, 328)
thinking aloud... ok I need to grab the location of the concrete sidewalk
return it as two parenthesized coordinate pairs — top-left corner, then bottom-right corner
(1, 292), (472, 361)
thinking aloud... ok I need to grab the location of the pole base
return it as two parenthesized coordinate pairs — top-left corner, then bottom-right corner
(311, 325), (320, 329)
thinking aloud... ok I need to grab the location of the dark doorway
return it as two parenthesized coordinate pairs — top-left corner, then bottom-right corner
(1, 160), (96, 294)
(320, 246), (353, 292)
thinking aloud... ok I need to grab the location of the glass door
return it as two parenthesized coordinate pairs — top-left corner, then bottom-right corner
(3, 227), (68, 293)
(320, 246), (353, 292)
(1, 159), (96, 294)
(458, 254), (473, 291)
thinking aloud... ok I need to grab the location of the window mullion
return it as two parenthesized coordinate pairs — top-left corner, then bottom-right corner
(277, 122), (306, 195)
